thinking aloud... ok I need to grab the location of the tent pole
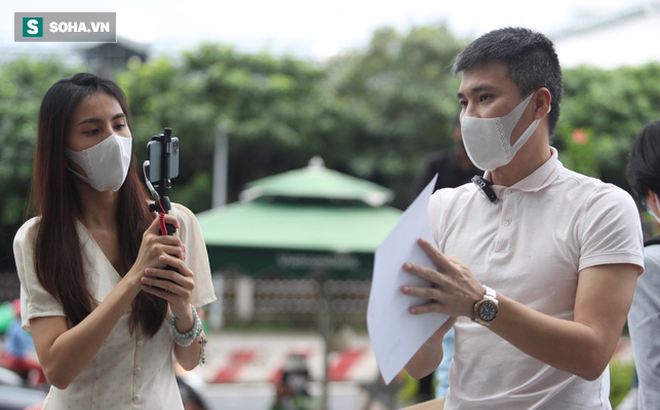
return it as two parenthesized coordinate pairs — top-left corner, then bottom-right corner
(318, 273), (330, 410)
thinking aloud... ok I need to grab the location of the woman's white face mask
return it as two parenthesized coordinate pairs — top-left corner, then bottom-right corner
(461, 93), (550, 171)
(65, 133), (132, 192)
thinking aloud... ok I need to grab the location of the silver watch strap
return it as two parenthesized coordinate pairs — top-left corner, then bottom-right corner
(482, 284), (497, 300)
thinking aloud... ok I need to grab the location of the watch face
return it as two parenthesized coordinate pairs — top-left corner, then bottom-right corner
(478, 301), (498, 322)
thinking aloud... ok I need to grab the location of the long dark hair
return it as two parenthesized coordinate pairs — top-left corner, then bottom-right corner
(31, 73), (167, 336)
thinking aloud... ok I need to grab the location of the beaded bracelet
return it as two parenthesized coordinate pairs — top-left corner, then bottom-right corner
(171, 304), (201, 347)
(171, 304), (207, 366)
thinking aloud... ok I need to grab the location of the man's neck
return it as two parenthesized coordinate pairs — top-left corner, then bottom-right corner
(489, 142), (553, 187)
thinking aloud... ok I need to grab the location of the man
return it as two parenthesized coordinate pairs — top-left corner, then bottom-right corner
(402, 27), (644, 409)
(626, 120), (660, 410)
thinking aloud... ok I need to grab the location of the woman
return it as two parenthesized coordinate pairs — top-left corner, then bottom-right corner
(626, 119), (660, 410)
(13, 73), (215, 409)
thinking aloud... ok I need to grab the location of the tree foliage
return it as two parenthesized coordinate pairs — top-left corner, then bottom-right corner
(0, 58), (80, 269)
(116, 25), (467, 212)
(116, 44), (330, 211)
(323, 25), (467, 207)
(2, 25), (660, 270)
(555, 63), (660, 191)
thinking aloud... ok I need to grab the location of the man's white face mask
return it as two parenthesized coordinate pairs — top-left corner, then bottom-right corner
(646, 192), (660, 225)
(65, 133), (132, 192)
(461, 93), (550, 171)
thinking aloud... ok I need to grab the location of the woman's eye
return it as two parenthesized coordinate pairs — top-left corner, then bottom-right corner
(85, 128), (100, 135)
(114, 123), (126, 131)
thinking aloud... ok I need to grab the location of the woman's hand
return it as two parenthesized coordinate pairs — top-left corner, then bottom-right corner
(126, 214), (194, 317)
(401, 237), (484, 318)
(128, 213), (194, 323)
(126, 215), (184, 286)
(140, 253), (196, 320)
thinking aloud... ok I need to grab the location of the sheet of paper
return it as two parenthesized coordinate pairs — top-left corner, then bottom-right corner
(367, 174), (449, 384)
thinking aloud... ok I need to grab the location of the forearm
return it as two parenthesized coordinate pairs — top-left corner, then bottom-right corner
(172, 307), (206, 370)
(405, 317), (455, 379)
(33, 274), (141, 388)
(489, 294), (620, 381)
(403, 239), (639, 383)
(174, 330), (207, 370)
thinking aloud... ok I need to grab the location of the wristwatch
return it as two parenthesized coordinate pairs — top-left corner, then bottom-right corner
(473, 285), (499, 326)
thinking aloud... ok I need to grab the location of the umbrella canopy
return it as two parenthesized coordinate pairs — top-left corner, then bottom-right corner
(197, 158), (402, 279)
(240, 156), (394, 207)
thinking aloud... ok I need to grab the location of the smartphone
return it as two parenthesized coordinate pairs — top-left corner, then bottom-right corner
(146, 137), (180, 183)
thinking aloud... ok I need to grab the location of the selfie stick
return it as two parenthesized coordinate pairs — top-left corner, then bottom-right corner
(143, 127), (176, 236)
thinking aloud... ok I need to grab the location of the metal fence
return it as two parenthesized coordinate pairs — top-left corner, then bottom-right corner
(219, 275), (371, 327)
(0, 272), (371, 327)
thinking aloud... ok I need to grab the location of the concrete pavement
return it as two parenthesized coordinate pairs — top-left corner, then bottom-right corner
(191, 330), (379, 385)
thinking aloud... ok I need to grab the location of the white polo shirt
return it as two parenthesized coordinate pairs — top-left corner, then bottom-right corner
(428, 148), (644, 409)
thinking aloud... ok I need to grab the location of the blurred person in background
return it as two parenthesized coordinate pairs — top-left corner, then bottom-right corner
(270, 354), (319, 410)
(416, 115), (480, 194)
(0, 299), (46, 387)
(625, 119), (660, 410)
(13, 73), (215, 409)
(177, 375), (210, 410)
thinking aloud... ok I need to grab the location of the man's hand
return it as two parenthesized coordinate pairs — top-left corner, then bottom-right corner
(401, 237), (484, 319)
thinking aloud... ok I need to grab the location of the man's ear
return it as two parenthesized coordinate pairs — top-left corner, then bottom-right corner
(647, 189), (656, 208)
(533, 88), (552, 120)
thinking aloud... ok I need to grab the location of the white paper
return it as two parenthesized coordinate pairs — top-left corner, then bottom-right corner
(367, 174), (449, 384)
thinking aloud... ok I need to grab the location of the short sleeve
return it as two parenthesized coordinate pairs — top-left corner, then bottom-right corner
(578, 184), (644, 273)
(428, 190), (443, 244)
(13, 218), (66, 331)
(427, 187), (462, 246)
(172, 203), (216, 307)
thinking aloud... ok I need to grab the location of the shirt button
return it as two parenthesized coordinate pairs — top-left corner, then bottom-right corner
(132, 395), (139, 403)
(505, 189), (512, 195)
(137, 340), (144, 347)
(502, 220), (510, 226)
(133, 367), (141, 375)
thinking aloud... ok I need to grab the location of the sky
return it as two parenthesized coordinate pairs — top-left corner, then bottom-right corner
(1, 0), (656, 61)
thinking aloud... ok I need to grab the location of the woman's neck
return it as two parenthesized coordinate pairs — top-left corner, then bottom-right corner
(74, 180), (120, 230)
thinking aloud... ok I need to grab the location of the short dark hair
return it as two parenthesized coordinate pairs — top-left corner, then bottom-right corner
(453, 27), (563, 136)
(627, 120), (660, 200)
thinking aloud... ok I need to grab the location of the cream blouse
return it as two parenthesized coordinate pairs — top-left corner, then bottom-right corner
(13, 203), (216, 410)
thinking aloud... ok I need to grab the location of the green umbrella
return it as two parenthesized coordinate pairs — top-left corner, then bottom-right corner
(239, 156), (394, 206)
(197, 158), (401, 279)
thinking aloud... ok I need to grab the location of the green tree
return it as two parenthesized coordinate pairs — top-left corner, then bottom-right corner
(556, 63), (660, 192)
(0, 58), (80, 270)
(117, 44), (330, 212)
(4, 28), (660, 272)
(322, 25), (468, 207)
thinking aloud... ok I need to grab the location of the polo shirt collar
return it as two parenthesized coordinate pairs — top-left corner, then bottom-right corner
(484, 147), (561, 195)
